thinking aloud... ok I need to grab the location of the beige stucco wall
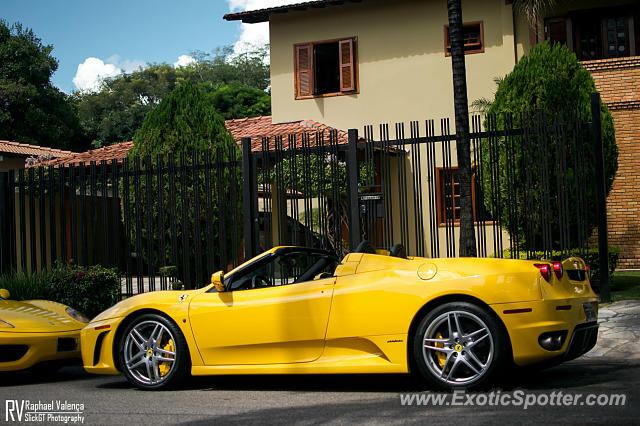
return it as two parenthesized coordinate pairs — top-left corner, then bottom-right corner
(0, 155), (26, 172)
(270, 0), (517, 132)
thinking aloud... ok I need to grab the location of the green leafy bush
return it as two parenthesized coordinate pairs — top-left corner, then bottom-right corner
(48, 264), (120, 319)
(0, 264), (119, 319)
(481, 41), (618, 251)
(494, 246), (619, 279)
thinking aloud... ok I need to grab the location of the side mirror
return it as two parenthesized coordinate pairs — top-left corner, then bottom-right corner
(211, 271), (225, 292)
(0, 289), (10, 300)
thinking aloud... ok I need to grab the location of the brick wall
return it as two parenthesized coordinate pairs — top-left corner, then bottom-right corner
(583, 57), (640, 270)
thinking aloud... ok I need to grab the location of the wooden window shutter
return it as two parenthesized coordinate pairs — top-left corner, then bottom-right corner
(339, 39), (355, 92)
(296, 44), (313, 97)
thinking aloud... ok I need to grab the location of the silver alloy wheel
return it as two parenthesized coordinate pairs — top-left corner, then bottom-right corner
(422, 310), (494, 386)
(123, 320), (177, 386)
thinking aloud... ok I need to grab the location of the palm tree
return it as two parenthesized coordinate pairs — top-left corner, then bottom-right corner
(446, 0), (476, 257)
(514, 0), (557, 41)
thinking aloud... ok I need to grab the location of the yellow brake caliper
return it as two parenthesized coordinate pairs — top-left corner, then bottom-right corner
(158, 339), (174, 377)
(434, 332), (446, 368)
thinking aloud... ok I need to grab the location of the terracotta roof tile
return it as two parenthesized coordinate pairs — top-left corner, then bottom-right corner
(33, 141), (134, 168)
(31, 116), (348, 167)
(225, 116), (348, 152)
(0, 140), (73, 158)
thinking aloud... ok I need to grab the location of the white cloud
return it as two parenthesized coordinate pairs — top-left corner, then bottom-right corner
(226, 0), (295, 55)
(72, 58), (122, 92)
(173, 54), (196, 68)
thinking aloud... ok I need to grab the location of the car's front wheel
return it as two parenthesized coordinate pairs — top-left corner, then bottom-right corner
(118, 313), (190, 390)
(413, 302), (508, 390)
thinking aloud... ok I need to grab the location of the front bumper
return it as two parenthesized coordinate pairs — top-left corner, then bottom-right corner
(80, 317), (126, 375)
(492, 297), (598, 367)
(0, 330), (81, 371)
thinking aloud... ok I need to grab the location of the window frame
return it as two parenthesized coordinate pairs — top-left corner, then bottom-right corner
(443, 21), (485, 56)
(293, 36), (359, 100)
(435, 167), (491, 227)
(219, 248), (338, 292)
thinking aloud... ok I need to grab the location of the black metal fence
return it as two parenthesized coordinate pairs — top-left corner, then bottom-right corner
(0, 149), (242, 293)
(0, 94), (610, 298)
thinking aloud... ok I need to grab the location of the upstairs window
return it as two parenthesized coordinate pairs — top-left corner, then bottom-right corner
(545, 6), (638, 60)
(294, 37), (358, 99)
(444, 21), (485, 56)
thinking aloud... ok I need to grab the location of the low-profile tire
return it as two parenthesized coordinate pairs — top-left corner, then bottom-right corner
(118, 313), (190, 390)
(412, 301), (508, 390)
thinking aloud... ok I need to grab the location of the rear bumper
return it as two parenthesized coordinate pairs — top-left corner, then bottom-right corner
(492, 297), (598, 367)
(0, 330), (81, 371)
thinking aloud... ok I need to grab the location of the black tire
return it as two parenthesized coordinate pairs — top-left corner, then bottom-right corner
(118, 313), (190, 390)
(412, 301), (508, 390)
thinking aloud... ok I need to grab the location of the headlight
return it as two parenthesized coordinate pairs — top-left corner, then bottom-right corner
(65, 307), (89, 323)
(0, 319), (14, 328)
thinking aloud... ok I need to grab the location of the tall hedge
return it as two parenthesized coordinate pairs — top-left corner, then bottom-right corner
(126, 82), (241, 287)
(482, 41), (618, 250)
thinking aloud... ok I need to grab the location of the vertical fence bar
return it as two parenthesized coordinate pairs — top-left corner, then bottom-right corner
(145, 155), (155, 291)
(590, 93), (610, 302)
(133, 157), (144, 293)
(69, 166), (77, 265)
(37, 167), (46, 269)
(347, 128), (360, 251)
(410, 121), (425, 257)
(18, 169), (26, 271)
(241, 138), (255, 260)
(28, 168), (37, 272)
(89, 162), (98, 265)
(122, 158), (132, 295)
(7, 170), (17, 271)
(229, 146), (240, 268)
(0, 172), (9, 273)
(110, 160), (120, 270)
(59, 167), (67, 265)
(191, 151), (202, 287)
(79, 163), (88, 266)
(204, 151), (215, 274)
(156, 154), (167, 290)
(215, 148), (227, 272)
(180, 152), (191, 287)
(168, 154), (179, 276)
(48, 165), (57, 265)
(100, 161), (108, 266)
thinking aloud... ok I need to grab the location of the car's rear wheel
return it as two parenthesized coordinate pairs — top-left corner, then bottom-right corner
(413, 302), (508, 390)
(118, 313), (189, 390)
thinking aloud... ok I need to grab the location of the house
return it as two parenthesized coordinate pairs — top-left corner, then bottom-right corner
(224, 0), (640, 269)
(0, 140), (72, 172)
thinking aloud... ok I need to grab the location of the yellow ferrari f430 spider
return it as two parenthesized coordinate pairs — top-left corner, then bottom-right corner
(81, 243), (598, 390)
(0, 288), (89, 371)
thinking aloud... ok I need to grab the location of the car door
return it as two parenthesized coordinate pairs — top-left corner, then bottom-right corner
(189, 250), (337, 365)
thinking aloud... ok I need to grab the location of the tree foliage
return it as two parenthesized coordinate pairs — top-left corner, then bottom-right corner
(482, 41), (618, 250)
(0, 21), (83, 150)
(125, 82), (241, 287)
(73, 47), (270, 148)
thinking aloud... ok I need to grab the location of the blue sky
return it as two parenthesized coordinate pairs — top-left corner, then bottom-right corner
(2, 0), (290, 93)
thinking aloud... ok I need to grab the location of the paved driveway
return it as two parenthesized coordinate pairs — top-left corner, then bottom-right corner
(1, 301), (638, 425)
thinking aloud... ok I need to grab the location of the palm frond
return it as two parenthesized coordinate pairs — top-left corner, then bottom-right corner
(513, 0), (557, 26)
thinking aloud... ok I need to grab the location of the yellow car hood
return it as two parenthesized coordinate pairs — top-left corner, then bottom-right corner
(0, 299), (85, 333)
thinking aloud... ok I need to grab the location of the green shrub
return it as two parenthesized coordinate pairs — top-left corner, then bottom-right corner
(481, 41), (618, 251)
(0, 264), (120, 319)
(0, 269), (53, 301)
(494, 246), (619, 279)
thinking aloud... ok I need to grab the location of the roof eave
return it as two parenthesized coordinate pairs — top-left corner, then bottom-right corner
(223, 0), (362, 24)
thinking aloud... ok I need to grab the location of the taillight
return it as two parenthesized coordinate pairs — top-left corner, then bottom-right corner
(534, 263), (552, 282)
(585, 264), (591, 279)
(552, 261), (563, 279)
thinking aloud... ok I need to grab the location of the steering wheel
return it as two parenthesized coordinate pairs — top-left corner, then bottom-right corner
(251, 275), (271, 289)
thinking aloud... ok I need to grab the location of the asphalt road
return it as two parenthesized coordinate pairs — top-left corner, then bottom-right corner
(0, 358), (637, 425)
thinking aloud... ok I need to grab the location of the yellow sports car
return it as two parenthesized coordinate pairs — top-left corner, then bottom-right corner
(81, 243), (598, 390)
(0, 288), (89, 371)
